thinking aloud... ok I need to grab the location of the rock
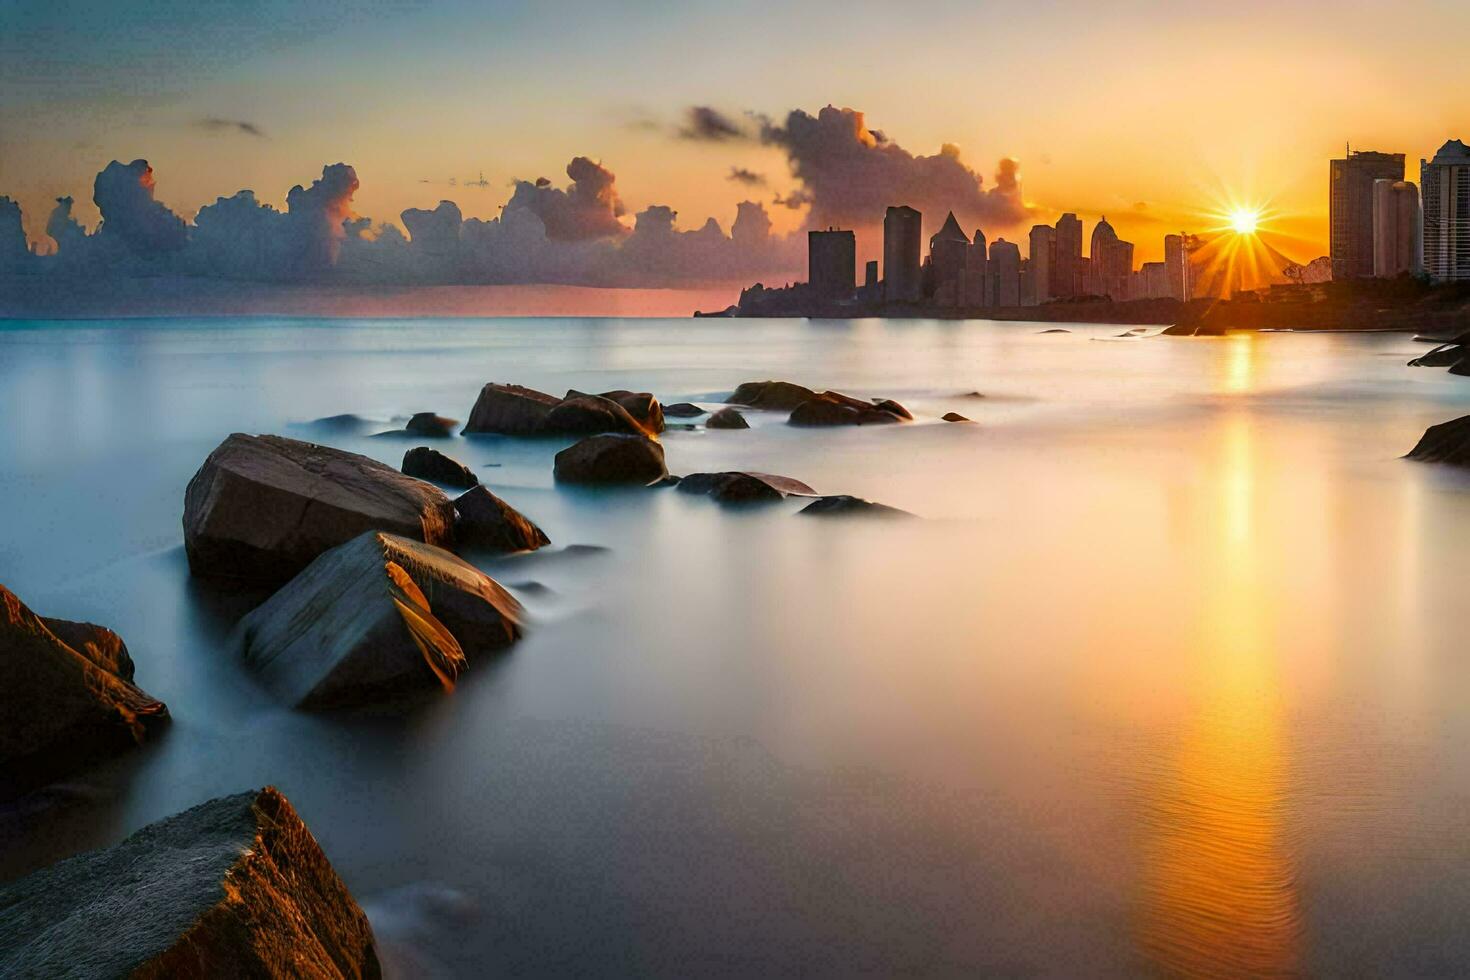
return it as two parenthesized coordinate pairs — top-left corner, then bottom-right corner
(454, 485), (550, 553)
(404, 412), (459, 437)
(706, 407), (750, 429)
(184, 433), (456, 587)
(678, 471), (816, 504)
(401, 446), (479, 489)
(1408, 345), (1465, 367)
(238, 531), (522, 708)
(1038, 328), (1071, 334)
(959, 391), (986, 398)
(799, 495), (912, 517)
(1406, 414), (1470, 465)
(663, 402), (707, 418)
(594, 390), (665, 433)
(727, 380), (820, 411)
(872, 398), (913, 420)
(462, 383), (561, 435)
(553, 434), (667, 485)
(0, 787), (380, 978)
(292, 414), (378, 435)
(652, 474), (683, 487)
(544, 393), (653, 437)
(788, 393), (902, 427)
(1450, 357), (1470, 378)
(942, 412), (972, 422)
(0, 585), (168, 801)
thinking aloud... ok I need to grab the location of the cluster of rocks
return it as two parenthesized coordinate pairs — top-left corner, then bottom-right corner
(1405, 335), (1470, 465)
(463, 384), (663, 437)
(1408, 331), (1470, 376)
(726, 379), (914, 427)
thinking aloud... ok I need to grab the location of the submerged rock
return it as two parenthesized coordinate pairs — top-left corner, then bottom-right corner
(941, 412), (973, 423)
(1406, 414), (1470, 466)
(462, 383), (663, 436)
(184, 433), (455, 587)
(454, 485), (550, 553)
(727, 380), (820, 411)
(678, 471), (816, 504)
(788, 392), (903, 426)
(663, 402), (707, 418)
(798, 495), (912, 518)
(1038, 328), (1071, 334)
(706, 407), (750, 430)
(872, 398), (914, 420)
(238, 531), (522, 708)
(401, 446), (479, 489)
(0, 585), (168, 802)
(292, 413), (379, 435)
(553, 434), (667, 485)
(404, 412), (459, 438)
(0, 786), (380, 978)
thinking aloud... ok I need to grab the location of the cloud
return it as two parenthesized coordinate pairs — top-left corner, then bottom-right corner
(760, 105), (1028, 230)
(727, 167), (766, 186)
(505, 156), (626, 241)
(284, 163), (360, 270)
(0, 196), (28, 269)
(93, 159), (189, 255)
(196, 117), (267, 138)
(678, 106), (750, 142)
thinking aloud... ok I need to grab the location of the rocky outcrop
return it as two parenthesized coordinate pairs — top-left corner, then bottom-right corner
(1406, 414), (1470, 466)
(0, 787), (381, 978)
(873, 398), (913, 420)
(462, 383), (663, 437)
(401, 446), (479, 489)
(663, 402), (707, 418)
(798, 495), (911, 517)
(788, 392), (907, 427)
(677, 471), (815, 504)
(727, 380), (819, 411)
(706, 407), (749, 430)
(404, 412), (459, 438)
(183, 433), (455, 587)
(553, 434), (667, 485)
(1, 585), (168, 801)
(238, 531), (521, 708)
(454, 486), (550, 553)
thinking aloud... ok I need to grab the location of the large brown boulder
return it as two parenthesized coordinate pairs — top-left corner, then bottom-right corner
(788, 393), (904, 426)
(543, 393), (652, 437)
(401, 446), (479, 489)
(677, 471), (815, 504)
(183, 433), (455, 587)
(238, 532), (521, 709)
(593, 389), (665, 433)
(0, 787), (381, 978)
(553, 434), (667, 485)
(454, 485), (550, 553)
(727, 380), (819, 411)
(706, 407), (750, 430)
(0, 585), (168, 801)
(462, 383), (562, 435)
(403, 411), (458, 437)
(1406, 414), (1470, 465)
(664, 402), (707, 418)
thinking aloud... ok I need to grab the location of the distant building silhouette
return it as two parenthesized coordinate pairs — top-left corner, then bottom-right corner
(883, 205), (923, 303)
(1053, 213), (1083, 297)
(1088, 217), (1133, 300)
(928, 211), (970, 298)
(1028, 224), (1055, 305)
(864, 259), (879, 289)
(961, 228), (988, 306)
(1371, 179), (1421, 278)
(1420, 140), (1470, 283)
(807, 228), (856, 299)
(1330, 148), (1404, 279)
(1164, 233), (1190, 301)
(989, 238), (1021, 306)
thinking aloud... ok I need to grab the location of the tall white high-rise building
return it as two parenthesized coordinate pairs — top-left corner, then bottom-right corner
(1371, 179), (1421, 278)
(1421, 140), (1470, 283)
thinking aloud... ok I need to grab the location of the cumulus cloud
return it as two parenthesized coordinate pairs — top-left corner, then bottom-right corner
(727, 167), (766, 186)
(196, 117), (267, 138)
(678, 106), (749, 142)
(94, 159), (189, 255)
(505, 156), (626, 241)
(759, 105), (1028, 230)
(0, 196), (28, 269)
(285, 163), (360, 271)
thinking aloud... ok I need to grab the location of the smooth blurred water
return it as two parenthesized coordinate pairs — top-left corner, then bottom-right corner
(3, 315), (1470, 977)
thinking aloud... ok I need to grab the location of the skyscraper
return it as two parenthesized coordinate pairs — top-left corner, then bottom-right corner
(1028, 224), (1055, 306)
(807, 228), (856, 299)
(1421, 140), (1470, 283)
(928, 211), (971, 296)
(1088, 217), (1133, 300)
(1330, 148), (1404, 280)
(961, 230), (988, 307)
(1371, 180), (1421, 278)
(1054, 213), (1082, 297)
(883, 205), (923, 303)
(1164, 234), (1189, 301)
(989, 238), (1021, 306)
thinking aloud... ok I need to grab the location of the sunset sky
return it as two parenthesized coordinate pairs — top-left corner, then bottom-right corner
(4, 0), (1468, 271)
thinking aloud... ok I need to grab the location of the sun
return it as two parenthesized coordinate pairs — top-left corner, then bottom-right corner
(1229, 208), (1259, 235)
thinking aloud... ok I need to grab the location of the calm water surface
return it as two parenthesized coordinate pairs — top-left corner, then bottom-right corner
(2, 316), (1470, 977)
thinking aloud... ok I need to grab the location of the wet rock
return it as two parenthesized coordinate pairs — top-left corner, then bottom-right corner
(401, 446), (479, 489)
(1451, 357), (1470, 378)
(238, 531), (522, 708)
(678, 471), (816, 504)
(1, 585), (168, 802)
(0, 786), (380, 978)
(292, 413), (378, 435)
(706, 407), (750, 429)
(183, 433), (456, 587)
(942, 412), (973, 423)
(462, 383), (561, 435)
(799, 495), (912, 517)
(1038, 328), (1071, 334)
(1406, 414), (1470, 466)
(872, 398), (913, 420)
(593, 389), (665, 433)
(544, 393), (653, 437)
(553, 434), (667, 485)
(727, 380), (820, 411)
(454, 485), (550, 553)
(663, 402), (707, 418)
(1408, 343), (1463, 367)
(404, 412), (459, 437)
(788, 392), (902, 427)
(959, 391), (986, 398)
